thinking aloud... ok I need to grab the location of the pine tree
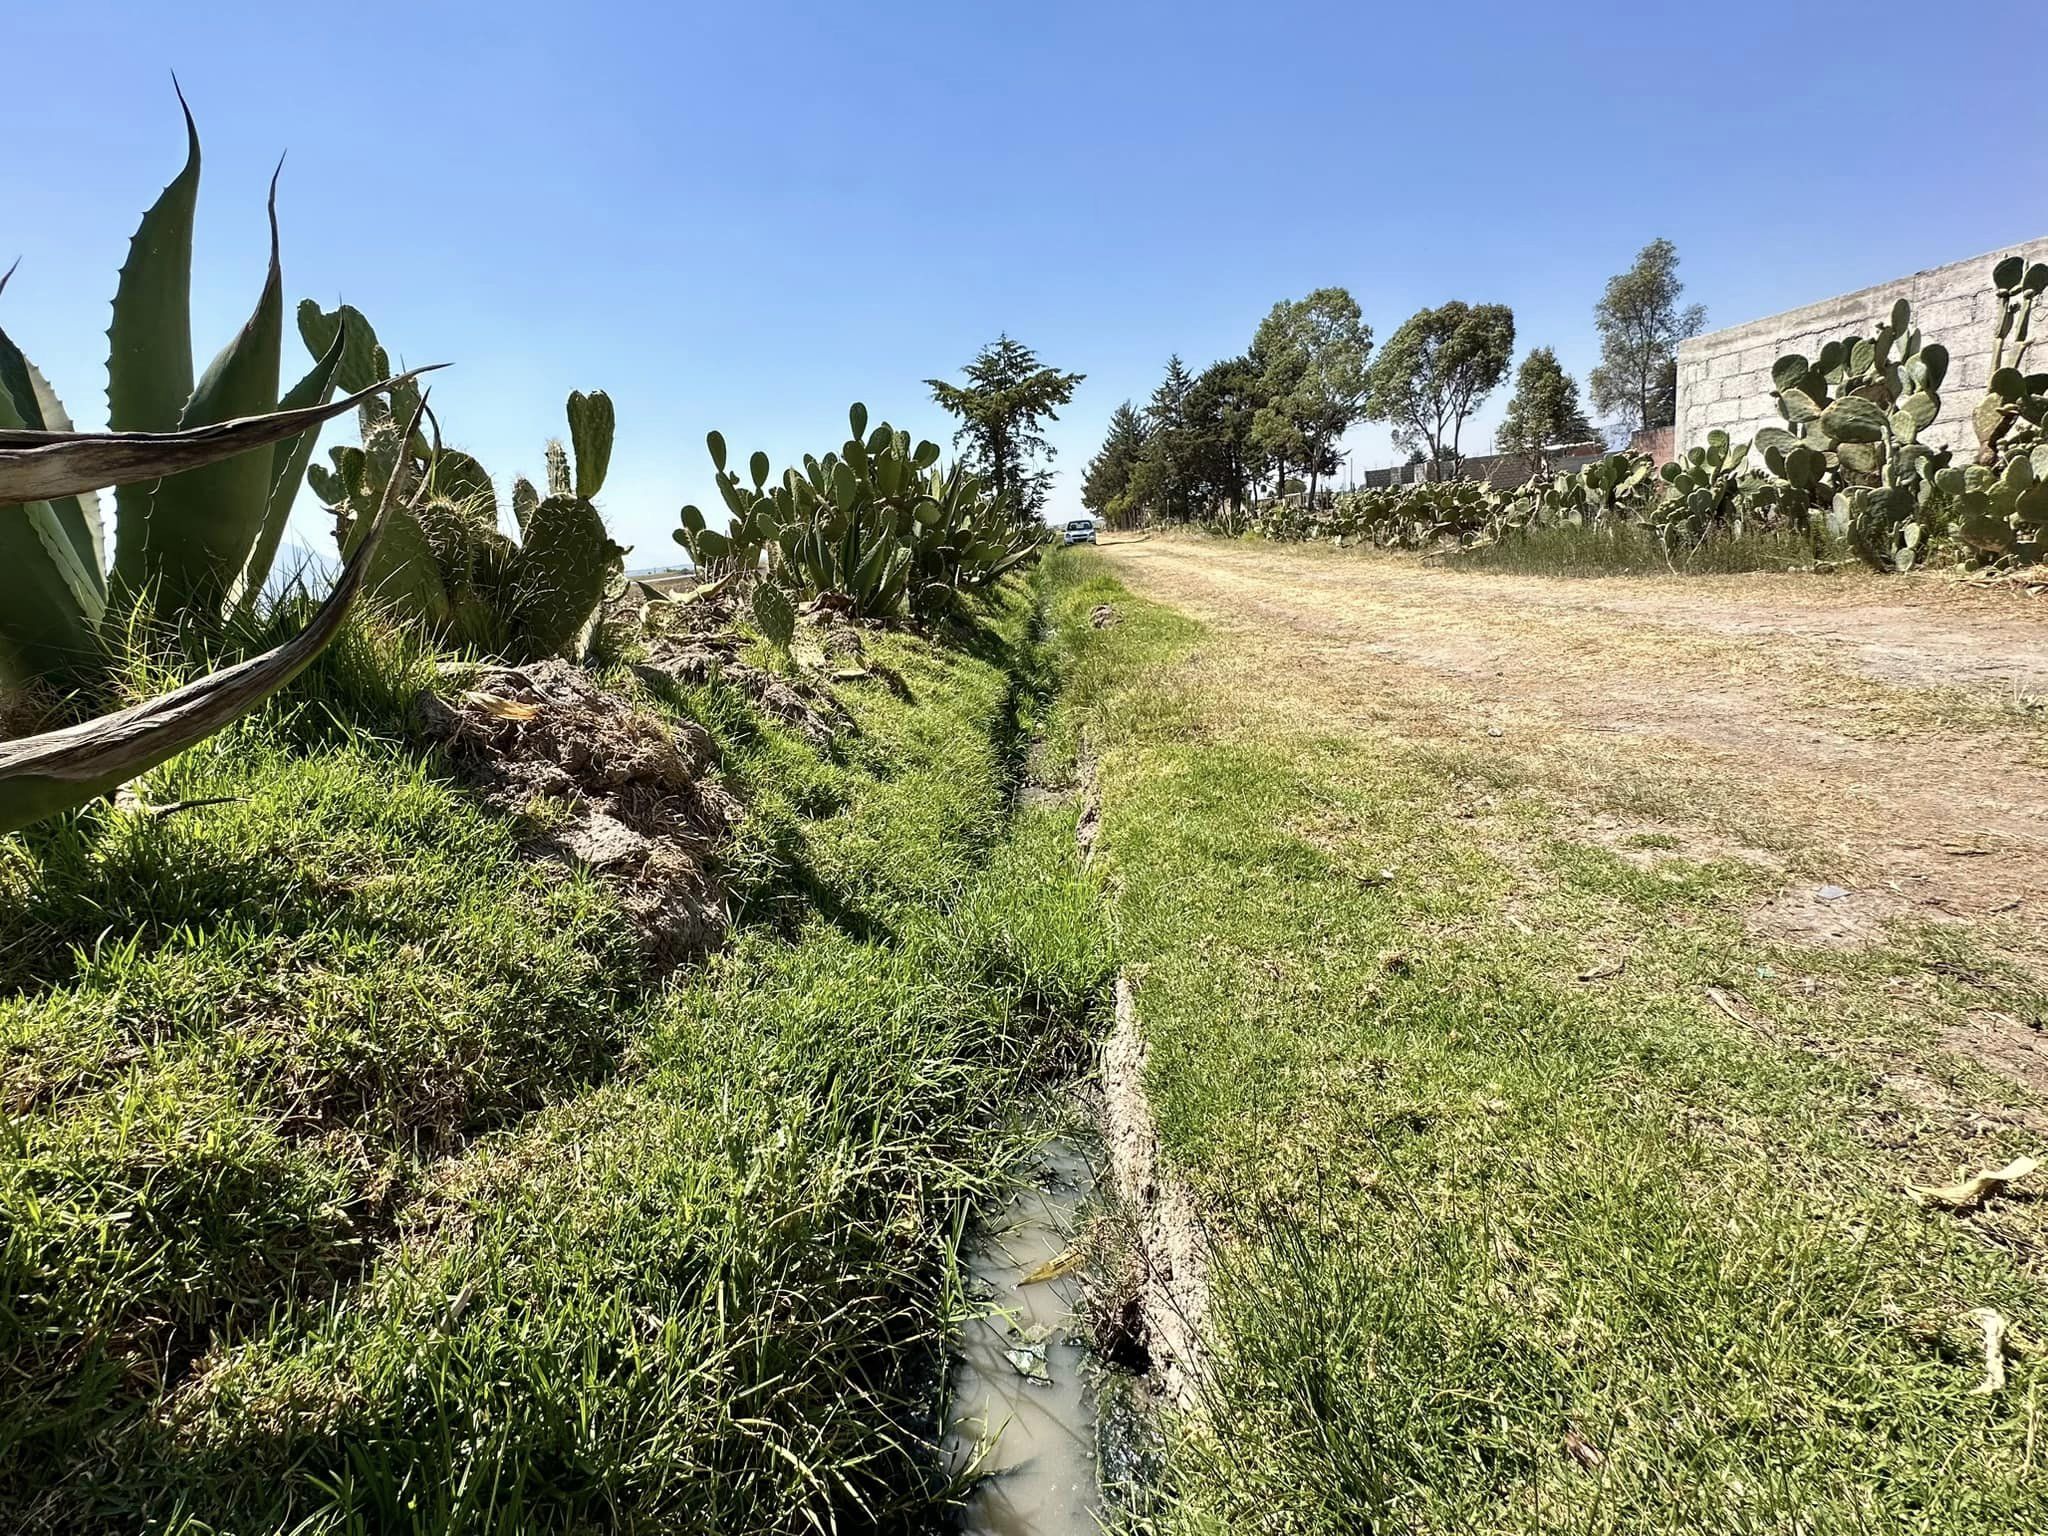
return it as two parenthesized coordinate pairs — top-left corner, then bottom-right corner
(926, 336), (1084, 522)
(1082, 401), (1150, 528)
(1128, 356), (1199, 524)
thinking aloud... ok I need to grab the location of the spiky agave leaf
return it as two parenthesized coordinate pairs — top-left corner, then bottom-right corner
(0, 263), (104, 583)
(127, 163), (287, 615)
(0, 270), (108, 688)
(0, 398), (429, 835)
(106, 84), (200, 585)
(0, 406), (106, 690)
(232, 310), (350, 612)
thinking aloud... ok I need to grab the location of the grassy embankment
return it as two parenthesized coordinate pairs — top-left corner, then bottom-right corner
(1038, 546), (2048, 1534)
(2, 587), (1109, 1532)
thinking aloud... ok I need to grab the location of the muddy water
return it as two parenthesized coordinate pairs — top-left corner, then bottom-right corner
(945, 1135), (1105, 1534)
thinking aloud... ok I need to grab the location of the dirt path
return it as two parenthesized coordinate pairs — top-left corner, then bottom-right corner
(1101, 536), (2048, 1072)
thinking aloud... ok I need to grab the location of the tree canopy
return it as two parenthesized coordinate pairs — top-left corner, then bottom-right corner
(1184, 355), (1267, 526)
(1364, 301), (1515, 480)
(1081, 400), (1149, 527)
(1494, 346), (1597, 463)
(1249, 288), (1373, 503)
(926, 335), (1084, 521)
(1588, 238), (1705, 435)
(1126, 355), (1200, 526)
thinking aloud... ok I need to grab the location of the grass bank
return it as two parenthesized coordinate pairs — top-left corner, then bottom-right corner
(1039, 546), (2048, 1534)
(2, 588), (1111, 1532)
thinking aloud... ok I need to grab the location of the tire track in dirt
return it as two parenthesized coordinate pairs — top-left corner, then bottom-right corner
(1101, 535), (2048, 1083)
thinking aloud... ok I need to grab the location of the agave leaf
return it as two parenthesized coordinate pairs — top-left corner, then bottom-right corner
(233, 310), (349, 613)
(0, 365), (444, 506)
(0, 397), (428, 835)
(107, 86), (201, 586)
(133, 165), (287, 615)
(0, 375), (107, 690)
(0, 273), (107, 605)
(0, 498), (109, 691)
(23, 362), (107, 578)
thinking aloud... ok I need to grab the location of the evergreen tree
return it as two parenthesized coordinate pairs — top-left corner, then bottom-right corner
(1128, 355), (1200, 524)
(1184, 355), (1267, 527)
(1082, 401), (1150, 528)
(926, 335), (1084, 521)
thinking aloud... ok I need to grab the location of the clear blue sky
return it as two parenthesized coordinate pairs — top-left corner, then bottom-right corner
(7, 1), (2042, 564)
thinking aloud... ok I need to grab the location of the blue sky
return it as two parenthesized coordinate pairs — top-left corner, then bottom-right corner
(7, 1), (2042, 566)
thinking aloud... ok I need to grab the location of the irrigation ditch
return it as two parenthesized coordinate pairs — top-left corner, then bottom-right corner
(943, 668), (1213, 1534)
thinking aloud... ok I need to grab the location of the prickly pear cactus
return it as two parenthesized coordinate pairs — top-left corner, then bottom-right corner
(1751, 296), (1954, 571)
(679, 403), (1041, 620)
(305, 338), (628, 658)
(512, 495), (626, 659)
(566, 390), (614, 499)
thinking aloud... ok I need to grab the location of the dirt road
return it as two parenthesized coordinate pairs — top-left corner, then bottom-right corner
(1102, 535), (2048, 1075)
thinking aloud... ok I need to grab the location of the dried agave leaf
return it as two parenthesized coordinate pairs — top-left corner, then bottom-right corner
(0, 366), (443, 505)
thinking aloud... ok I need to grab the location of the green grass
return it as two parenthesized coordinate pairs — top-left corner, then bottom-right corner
(1038, 547), (2048, 1535)
(2, 588), (1112, 1531)
(1449, 522), (1846, 577)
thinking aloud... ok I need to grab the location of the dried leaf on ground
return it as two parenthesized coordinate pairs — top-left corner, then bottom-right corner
(463, 693), (541, 721)
(1921, 1156), (2041, 1211)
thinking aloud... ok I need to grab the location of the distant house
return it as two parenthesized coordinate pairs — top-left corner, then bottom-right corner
(1627, 425), (1676, 464)
(1356, 439), (1608, 491)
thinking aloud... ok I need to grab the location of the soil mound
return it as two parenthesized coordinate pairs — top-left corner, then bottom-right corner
(417, 660), (737, 971)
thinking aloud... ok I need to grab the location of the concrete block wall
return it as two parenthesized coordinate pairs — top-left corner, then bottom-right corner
(1675, 238), (2047, 459)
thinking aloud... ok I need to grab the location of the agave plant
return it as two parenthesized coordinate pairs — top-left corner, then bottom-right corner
(1, 396), (428, 834)
(0, 94), (421, 696)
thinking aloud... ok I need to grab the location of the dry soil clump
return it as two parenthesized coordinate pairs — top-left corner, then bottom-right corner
(417, 659), (737, 971)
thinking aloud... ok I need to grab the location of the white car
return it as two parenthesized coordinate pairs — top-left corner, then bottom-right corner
(1061, 517), (1098, 545)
